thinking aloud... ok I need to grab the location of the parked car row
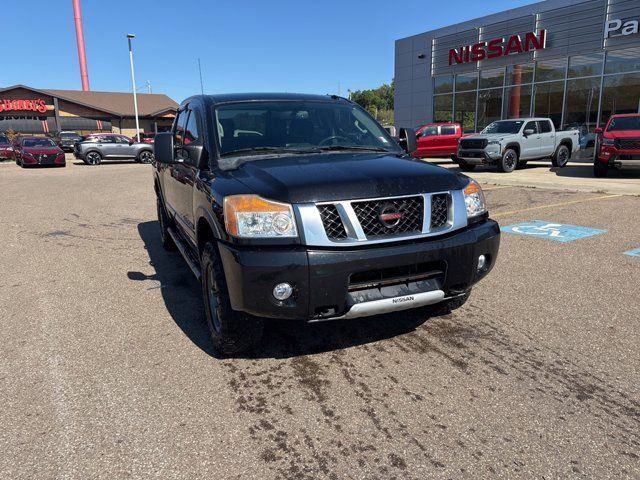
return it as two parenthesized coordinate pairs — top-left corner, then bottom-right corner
(0, 130), (157, 168)
(411, 114), (640, 176)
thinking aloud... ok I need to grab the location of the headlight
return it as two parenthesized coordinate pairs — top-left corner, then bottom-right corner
(224, 194), (298, 238)
(486, 140), (501, 146)
(463, 180), (487, 218)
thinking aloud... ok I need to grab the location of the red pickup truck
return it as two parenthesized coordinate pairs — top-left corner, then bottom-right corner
(414, 122), (463, 158)
(594, 113), (640, 177)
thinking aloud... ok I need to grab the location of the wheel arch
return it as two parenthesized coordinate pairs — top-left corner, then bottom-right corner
(504, 143), (520, 157)
(195, 209), (223, 253)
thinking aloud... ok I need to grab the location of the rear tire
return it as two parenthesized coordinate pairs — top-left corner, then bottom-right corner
(201, 242), (264, 357)
(498, 148), (518, 173)
(552, 144), (570, 168)
(138, 150), (153, 164)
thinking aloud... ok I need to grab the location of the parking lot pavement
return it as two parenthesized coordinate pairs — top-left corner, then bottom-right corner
(1, 159), (638, 479)
(429, 157), (640, 196)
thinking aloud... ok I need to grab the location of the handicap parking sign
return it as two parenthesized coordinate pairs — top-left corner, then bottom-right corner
(624, 248), (640, 257)
(501, 220), (607, 242)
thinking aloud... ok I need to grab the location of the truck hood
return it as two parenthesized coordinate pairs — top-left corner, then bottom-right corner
(463, 133), (510, 141)
(227, 153), (469, 204)
(603, 130), (640, 139)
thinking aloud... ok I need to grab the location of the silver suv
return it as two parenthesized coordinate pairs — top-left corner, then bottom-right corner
(74, 134), (154, 165)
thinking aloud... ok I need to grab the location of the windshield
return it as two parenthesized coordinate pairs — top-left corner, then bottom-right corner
(213, 100), (399, 160)
(22, 138), (56, 147)
(481, 120), (525, 134)
(607, 116), (640, 132)
(60, 132), (79, 138)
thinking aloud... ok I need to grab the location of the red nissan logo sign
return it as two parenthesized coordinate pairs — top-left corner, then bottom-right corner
(448, 30), (546, 65)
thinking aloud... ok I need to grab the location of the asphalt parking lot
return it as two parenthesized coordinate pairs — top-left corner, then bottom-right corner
(1, 157), (638, 479)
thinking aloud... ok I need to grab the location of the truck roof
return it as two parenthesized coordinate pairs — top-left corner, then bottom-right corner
(184, 93), (348, 106)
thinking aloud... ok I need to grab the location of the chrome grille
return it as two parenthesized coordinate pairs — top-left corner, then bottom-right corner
(460, 138), (487, 150)
(430, 193), (450, 229)
(352, 196), (423, 238)
(317, 204), (347, 240)
(615, 138), (640, 150)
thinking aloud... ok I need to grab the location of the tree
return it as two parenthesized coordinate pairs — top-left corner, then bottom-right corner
(350, 82), (394, 124)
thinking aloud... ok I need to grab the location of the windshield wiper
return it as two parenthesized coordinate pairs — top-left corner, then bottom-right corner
(315, 145), (392, 153)
(221, 147), (316, 157)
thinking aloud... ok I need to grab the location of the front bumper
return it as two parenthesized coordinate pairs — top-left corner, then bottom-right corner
(457, 149), (502, 164)
(218, 219), (500, 321)
(598, 148), (640, 167)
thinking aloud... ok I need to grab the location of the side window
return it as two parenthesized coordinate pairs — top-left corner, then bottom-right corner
(174, 109), (189, 147)
(422, 126), (438, 137)
(440, 125), (456, 135)
(100, 136), (115, 143)
(184, 109), (200, 145)
(524, 121), (538, 134)
(115, 136), (129, 144)
(538, 120), (552, 133)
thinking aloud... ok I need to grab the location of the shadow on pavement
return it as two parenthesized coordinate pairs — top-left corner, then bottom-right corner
(130, 220), (430, 359)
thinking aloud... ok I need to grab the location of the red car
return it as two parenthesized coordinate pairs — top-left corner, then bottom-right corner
(594, 114), (640, 177)
(0, 133), (12, 160)
(13, 136), (66, 168)
(138, 133), (155, 144)
(414, 122), (464, 158)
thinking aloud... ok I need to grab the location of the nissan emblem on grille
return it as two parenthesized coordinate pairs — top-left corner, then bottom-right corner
(378, 204), (403, 228)
(353, 196), (423, 237)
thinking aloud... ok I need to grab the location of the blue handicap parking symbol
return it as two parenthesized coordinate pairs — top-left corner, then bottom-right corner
(624, 248), (640, 257)
(501, 220), (607, 242)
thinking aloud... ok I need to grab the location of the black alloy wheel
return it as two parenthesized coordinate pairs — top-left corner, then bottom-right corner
(498, 148), (518, 173)
(552, 145), (570, 168)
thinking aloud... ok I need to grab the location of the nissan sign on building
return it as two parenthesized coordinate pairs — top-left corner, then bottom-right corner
(395, 0), (640, 137)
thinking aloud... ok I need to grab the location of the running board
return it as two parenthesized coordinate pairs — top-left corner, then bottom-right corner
(167, 226), (202, 282)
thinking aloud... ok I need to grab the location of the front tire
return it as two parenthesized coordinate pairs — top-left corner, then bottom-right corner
(498, 148), (518, 173)
(85, 151), (102, 165)
(201, 242), (264, 357)
(156, 196), (175, 251)
(138, 150), (153, 164)
(593, 158), (608, 177)
(552, 144), (570, 168)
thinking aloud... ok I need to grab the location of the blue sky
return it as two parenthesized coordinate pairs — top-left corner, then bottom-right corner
(5, 0), (537, 102)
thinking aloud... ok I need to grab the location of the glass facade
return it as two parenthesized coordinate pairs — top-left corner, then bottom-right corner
(431, 46), (640, 137)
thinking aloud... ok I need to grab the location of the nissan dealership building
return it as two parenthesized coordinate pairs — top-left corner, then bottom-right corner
(394, 0), (640, 136)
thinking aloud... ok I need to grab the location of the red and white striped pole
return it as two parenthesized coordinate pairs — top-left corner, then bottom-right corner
(72, 0), (90, 91)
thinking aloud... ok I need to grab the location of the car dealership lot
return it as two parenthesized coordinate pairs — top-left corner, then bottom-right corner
(1, 158), (638, 479)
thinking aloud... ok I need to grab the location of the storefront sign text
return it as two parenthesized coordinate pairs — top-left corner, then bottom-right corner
(0, 99), (48, 114)
(604, 18), (639, 39)
(448, 30), (546, 66)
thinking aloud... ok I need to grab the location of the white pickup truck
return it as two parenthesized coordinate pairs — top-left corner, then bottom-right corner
(455, 118), (580, 173)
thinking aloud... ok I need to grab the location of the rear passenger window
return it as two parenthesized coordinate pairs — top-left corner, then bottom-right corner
(539, 121), (552, 133)
(440, 126), (456, 135)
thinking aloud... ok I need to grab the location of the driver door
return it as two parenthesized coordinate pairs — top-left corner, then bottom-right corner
(416, 126), (438, 157)
(521, 121), (541, 159)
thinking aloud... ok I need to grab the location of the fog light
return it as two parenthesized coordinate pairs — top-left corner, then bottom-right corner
(273, 283), (293, 301)
(477, 254), (487, 271)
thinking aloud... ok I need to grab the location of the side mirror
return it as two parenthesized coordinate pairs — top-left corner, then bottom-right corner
(523, 129), (535, 136)
(398, 128), (417, 154)
(594, 127), (603, 134)
(154, 132), (174, 163)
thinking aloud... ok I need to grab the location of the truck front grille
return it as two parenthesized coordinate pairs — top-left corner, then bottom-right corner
(615, 138), (640, 149)
(460, 138), (487, 150)
(317, 204), (347, 240)
(352, 196), (423, 238)
(430, 193), (450, 229)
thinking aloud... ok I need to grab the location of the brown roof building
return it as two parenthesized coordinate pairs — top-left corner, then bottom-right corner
(0, 85), (178, 136)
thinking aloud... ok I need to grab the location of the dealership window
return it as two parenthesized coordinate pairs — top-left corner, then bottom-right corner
(455, 72), (478, 92)
(434, 75), (454, 94)
(533, 81), (565, 128)
(506, 63), (534, 86)
(604, 46), (640, 75)
(479, 68), (505, 89)
(563, 77), (600, 133)
(503, 84), (532, 119)
(454, 91), (476, 133)
(535, 58), (567, 83)
(433, 94), (453, 122)
(600, 72), (640, 125)
(477, 88), (503, 130)
(568, 53), (603, 78)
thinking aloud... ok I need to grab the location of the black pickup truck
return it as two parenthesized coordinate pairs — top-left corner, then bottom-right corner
(153, 93), (500, 355)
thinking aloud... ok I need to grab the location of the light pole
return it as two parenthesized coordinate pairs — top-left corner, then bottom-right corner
(127, 34), (140, 143)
